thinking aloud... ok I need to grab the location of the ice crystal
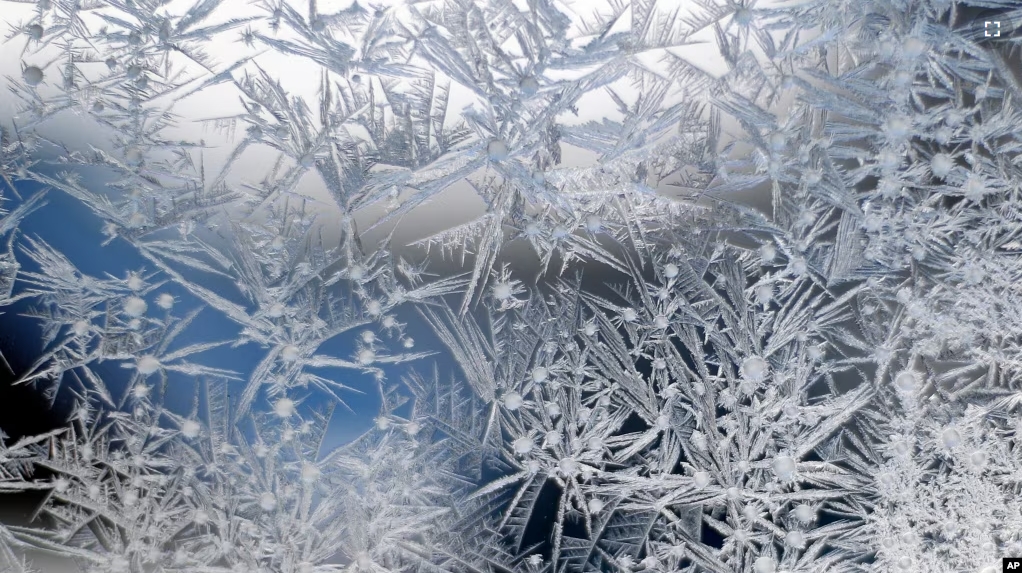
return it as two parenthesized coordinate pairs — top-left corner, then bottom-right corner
(0, 0), (1021, 571)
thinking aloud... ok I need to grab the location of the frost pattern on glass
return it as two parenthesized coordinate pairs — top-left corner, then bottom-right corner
(1, 0), (1021, 572)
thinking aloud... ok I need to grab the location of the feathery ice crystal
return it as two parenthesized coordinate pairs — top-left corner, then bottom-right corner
(1, 0), (1021, 571)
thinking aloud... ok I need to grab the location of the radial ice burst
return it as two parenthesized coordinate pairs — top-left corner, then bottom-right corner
(0, 0), (1019, 571)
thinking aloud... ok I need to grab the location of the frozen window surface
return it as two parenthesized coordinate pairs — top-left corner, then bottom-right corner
(0, 0), (1021, 572)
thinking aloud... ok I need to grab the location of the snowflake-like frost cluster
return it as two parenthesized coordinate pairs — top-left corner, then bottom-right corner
(0, 0), (1021, 572)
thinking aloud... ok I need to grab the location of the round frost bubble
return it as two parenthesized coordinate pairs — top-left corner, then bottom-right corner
(366, 300), (382, 316)
(655, 414), (670, 430)
(532, 366), (548, 383)
(274, 397), (295, 418)
(583, 323), (598, 336)
(756, 284), (772, 306)
(793, 504), (815, 523)
(136, 355), (161, 375)
(732, 7), (753, 26)
(808, 345), (824, 361)
(519, 76), (540, 96)
(893, 439), (911, 456)
(963, 175), (988, 201)
(503, 391), (524, 410)
(402, 337), (415, 349)
(969, 449), (988, 469)
(348, 264), (365, 281)
(22, 66), (43, 86)
(941, 427), (962, 449)
(753, 556), (776, 573)
(653, 358), (667, 370)
(512, 436), (534, 455)
(132, 383), (150, 399)
(585, 215), (602, 234)
(360, 331), (375, 344)
(693, 471), (711, 489)
(259, 492), (277, 511)
(930, 153), (953, 179)
(663, 262), (679, 279)
(654, 315), (670, 329)
(790, 257), (807, 276)
(545, 430), (561, 445)
(26, 24), (43, 40)
(357, 349), (376, 366)
(760, 243), (777, 264)
(486, 138), (509, 161)
(587, 498), (604, 514)
(558, 457), (577, 475)
(123, 296), (147, 317)
(885, 116), (911, 141)
(280, 345), (300, 362)
(894, 370), (918, 393)
(621, 308), (638, 323)
(492, 281), (513, 301)
(784, 530), (805, 548)
(126, 64), (141, 80)
(72, 320), (90, 337)
(267, 302), (285, 318)
(301, 462), (321, 482)
(741, 356), (769, 383)
(193, 509), (209, 525)
(181, 420), (201, 439)
(742, 505), (758, 522)
(902, 36), (927, 59)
